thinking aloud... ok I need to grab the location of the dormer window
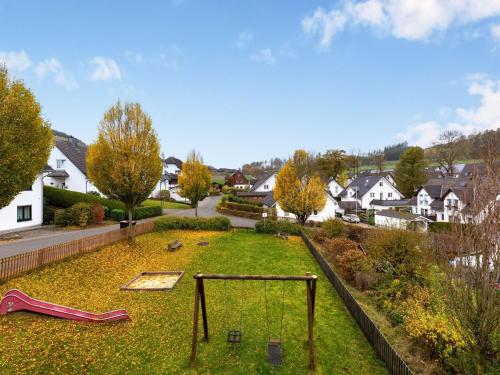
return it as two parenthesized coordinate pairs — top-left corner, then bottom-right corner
(56, 159), (66, 169)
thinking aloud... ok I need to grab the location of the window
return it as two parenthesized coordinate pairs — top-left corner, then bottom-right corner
(284, 212), (289, 217)
(264, 185), (269, 190)
(335, 186), (338, 193)
(17, 205), (32, 222)
(388, 193), (393, 198)
(24, 185), (32, 191)
(441, 214), (445, 220)
(379, 182), (383, 186)
(313, 210), (318, 215)
(370, 193), (375, 198)
(56, 159), (66, 168)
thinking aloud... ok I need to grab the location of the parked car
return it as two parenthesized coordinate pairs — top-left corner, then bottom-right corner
(342, 214), (360, 223)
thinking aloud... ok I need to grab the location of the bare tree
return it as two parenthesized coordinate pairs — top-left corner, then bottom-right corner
(372, 153), (385, 173)
(442, 142), (499, 371)
(433, 130), (464, 176)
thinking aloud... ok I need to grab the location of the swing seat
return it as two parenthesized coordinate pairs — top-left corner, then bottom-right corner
(268, 339), (282, 366)
(227, 330), (241, 343)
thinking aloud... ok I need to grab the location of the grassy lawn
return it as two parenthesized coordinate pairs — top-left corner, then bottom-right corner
(0, 230), (387, 374)
(142, 199), (191, 210)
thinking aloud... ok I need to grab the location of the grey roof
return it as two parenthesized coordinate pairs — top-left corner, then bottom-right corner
(250, 171), (275, 192)
(262, 191), (276, 207)
(55, 137), (88, 175)
(369, 199), (410, 207)
(339, 176), (385, 198)
(164, 156), (183, 169)
(430, 200), (444, 210)
(43, 165), (54, 172)
(416, 178), (471, 200)
(375, 210), (431, 221)
(47, 170), (70, 178)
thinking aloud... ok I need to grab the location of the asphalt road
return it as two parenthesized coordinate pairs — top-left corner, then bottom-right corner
(0, 196), (256, 259)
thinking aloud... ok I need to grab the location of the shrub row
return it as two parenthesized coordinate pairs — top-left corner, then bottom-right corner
(222, 201), (264, 213)
(216, 205), (263, 220)
(154, 216), (230, 231)
(223, 194), (263, 207)
(54, 203), (105, 227)
(428, 221), (471, 233)
(110, 205), (162, 221)
(254, 219), (302, 235)
(44, 186), (124, 211)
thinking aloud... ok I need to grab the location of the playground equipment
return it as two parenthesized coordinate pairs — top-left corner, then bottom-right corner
(190, 272), (317, 370)
(0, 289), (130, 322)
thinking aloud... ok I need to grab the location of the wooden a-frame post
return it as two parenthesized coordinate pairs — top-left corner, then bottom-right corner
(190, 273), (317, 371)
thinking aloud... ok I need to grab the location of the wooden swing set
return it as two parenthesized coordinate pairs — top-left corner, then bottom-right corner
(190, 272), (318, 370)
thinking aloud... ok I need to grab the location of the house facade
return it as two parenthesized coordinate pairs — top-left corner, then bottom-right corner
(250, 172), (276, 193)
(339, 176), (403, 210)
(226, 171), (252, 189)
(0, 173), (44, 232)
(45, 136), (98, 194)
(374, 210), (431, 232)
(327, 178), (344, 197)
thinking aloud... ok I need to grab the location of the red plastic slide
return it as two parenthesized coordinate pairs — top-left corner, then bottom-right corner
(0, 289), (130, 322)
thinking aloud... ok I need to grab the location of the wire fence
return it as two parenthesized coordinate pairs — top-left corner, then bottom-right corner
(0, 221), (155, 282)
(301, 231), (414, 375)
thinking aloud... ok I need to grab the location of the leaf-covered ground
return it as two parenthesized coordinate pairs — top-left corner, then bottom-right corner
(0, 230), (387, 374)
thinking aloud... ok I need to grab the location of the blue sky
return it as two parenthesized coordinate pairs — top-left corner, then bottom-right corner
(1, 0), (500, 167)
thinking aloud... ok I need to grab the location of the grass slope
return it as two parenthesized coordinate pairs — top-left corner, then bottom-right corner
(0, 231), (387, 374)
(142, 199), (191, 210)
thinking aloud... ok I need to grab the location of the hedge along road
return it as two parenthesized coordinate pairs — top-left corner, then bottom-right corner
(0, 196), (256, 259)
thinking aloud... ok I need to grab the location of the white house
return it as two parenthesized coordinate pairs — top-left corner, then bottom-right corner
(374, 210), (432, 232)
(339, 176), (404, 210)
(266, 190), (339, 223)
(250, 172), (276, 193)
(327, 178), (344, 197)
(0, 173), (44, 232)
(45, 136), (99, 194)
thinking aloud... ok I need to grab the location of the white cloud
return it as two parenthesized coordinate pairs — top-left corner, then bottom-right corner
(250, 48), (276, 65)
(302, 8), (347, 48)
(302, 1), (500, 47)
(36, 57), (78, 91)
(89, 57), (121, 81)
(399, 74), (500, 146)
(491, 23), (500, 40)
(235, 32), (253, 49)
(0, 50), (32, 71)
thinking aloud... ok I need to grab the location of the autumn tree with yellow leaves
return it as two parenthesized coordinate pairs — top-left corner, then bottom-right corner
(87, 101), (162, 241)
(178, 150), (211, 217)
(274, 150), (326, 225)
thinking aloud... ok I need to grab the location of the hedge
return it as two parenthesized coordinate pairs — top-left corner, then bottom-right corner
(154, 216), (230, 231)
(428, 221), (471, 233)
(44, 186), (124, 211)
(110, 206), (162, 221)
(216, 205), (263, 220)
(224, 194), (263, 207)
(222, 201), (264, 213)
(254, 219), (302, 235)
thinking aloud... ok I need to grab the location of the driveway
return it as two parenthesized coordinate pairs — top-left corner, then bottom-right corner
(163, 195), (258, 228)
(0, 196), (256, 260)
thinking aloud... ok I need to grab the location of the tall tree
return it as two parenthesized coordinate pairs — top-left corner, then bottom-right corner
(432, 130), (464, 176)
(274, 151), (326, 225)
(372, 153), (385, 173)
(178, 150), (211, 217)
(395, 147), (427, 197)
(314, 149), (346, 181)
(0, 66), (53, 208)
(87, 101), (162, 241)
(292, 149), (315, 178)
(345, 152), (361, 175)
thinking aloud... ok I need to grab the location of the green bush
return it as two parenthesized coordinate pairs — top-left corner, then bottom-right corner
(44, 186), (124, 211)
(216, 205), (263, 220)
(109, 205), (162, 221)
(428, 222), (471, 233)
(154, 216), (230, 231)
(55, 203), (92, 227)
(223, 194), (263, 207)
(110, 209), (126, 221)
(254, 219), (302, 235)
(222, 201), (264, 213)
(321, 218), (347, 238)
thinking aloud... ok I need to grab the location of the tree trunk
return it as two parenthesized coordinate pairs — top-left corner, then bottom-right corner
(127, 208), (134, 243)
(195, 201), (198, 217)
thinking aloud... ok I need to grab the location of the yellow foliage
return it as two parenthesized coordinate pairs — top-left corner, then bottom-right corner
(274, 159), (326, 225)
(86, 101), (162, 215)
(403, 287), (466, 360)
(177, 150), (211, 213)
